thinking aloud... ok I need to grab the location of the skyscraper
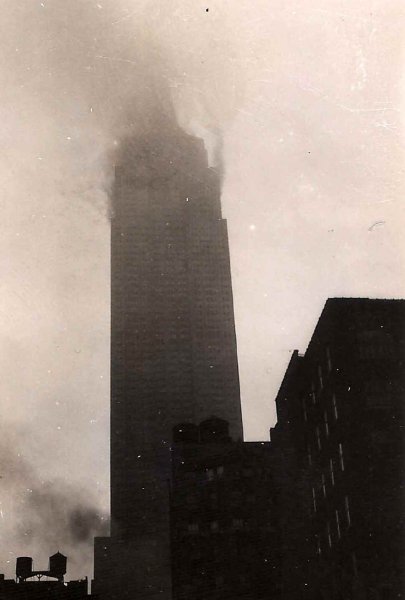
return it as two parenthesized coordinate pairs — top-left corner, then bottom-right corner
(107, 121), (243, 599)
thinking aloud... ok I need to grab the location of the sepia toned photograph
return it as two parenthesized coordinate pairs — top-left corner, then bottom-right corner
(0, 2), (404, 599)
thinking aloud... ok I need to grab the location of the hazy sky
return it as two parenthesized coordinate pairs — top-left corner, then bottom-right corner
(0, 0), (404, 580)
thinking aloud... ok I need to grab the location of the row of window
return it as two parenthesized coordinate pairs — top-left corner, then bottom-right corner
(314, 423), (343, 456)
(316, 347), (333, 391)
(187, 518), (245, 534)
(315, 496), (351, 554)
(203, 465), (258, 481)
(303, 392), (338, 424)
(306, 348), (334, 411)
(206, 466), (224, 480)
(309, 443), (345, 485)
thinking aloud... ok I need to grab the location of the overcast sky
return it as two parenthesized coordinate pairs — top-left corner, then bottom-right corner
(0, 0), (404, 581)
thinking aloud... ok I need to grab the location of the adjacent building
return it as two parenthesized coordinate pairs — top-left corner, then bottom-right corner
(271, 298), (405, 600)
(170, 417), (281, 600)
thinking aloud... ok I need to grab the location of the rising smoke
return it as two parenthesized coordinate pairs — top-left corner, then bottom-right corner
(0, 433), (109, 578)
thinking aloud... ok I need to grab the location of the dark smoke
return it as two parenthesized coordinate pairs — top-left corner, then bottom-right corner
(17, 483), (110, 547)
(68, 508), (109, 544)
(0, 435), (108, 578)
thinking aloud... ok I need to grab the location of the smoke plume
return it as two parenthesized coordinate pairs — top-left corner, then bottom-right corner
(0, 433), (109, 579)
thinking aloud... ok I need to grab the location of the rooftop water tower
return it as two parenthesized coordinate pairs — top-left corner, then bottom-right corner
(15, 552), (67, 582)
(16, 557), (33, 582)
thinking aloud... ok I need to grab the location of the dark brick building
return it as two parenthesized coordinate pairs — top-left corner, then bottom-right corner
(271, 298), (405, 600)
(170, 417), (281, 600)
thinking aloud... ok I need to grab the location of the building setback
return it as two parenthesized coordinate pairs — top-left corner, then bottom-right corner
(271, 298), (405, 600)
(97, 121), (243, 600)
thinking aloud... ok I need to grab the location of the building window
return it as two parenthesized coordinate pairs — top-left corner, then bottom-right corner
(321, 474), (326, 498)
(188, 523), (199, 534)
(339, 443), (345, 471)
(324, 411), (329, 437)
(207, 468), (215, 481)
(312, 488), (317, 513)
(335, 510), (341, 539)
(307, 446), (312, 467)
(329, 458), (335, 486)
(232, 518), (244, 530)
(351, 552), (358, 576)
(326, 347), (332, 373)
(345, 496), (351, 526)
(327, 522), (332, 548)
(332, 394), (338, 420)
(316, 427), (321, 450)
(318, 365), (323, 390)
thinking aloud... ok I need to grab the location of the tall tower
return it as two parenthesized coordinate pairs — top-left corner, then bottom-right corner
(109, 122), (243, 599)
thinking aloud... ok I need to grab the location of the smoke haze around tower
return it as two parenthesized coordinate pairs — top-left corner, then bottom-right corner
(1, 0), (244, 217)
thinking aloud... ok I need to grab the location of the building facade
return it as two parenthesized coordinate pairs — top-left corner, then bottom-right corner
(271, 298), (405, 600)
(170, 418), (281, 600)
(99, 121), (243, 600)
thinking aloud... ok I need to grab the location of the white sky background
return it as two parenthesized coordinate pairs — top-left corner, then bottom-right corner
(0, 0), (404, 580)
